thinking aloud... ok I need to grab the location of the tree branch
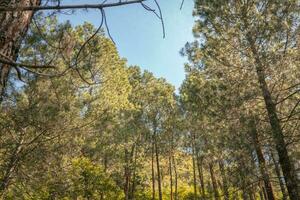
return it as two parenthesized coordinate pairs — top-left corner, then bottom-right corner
(0, 0), (146, 12)
(0, 57), (55, 69)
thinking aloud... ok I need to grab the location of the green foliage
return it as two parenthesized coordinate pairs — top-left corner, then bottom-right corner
(67, 157), (123, 200)
(0, 1), (299, 200)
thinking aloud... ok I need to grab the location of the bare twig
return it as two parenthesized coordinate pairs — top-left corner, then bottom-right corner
(141, 0), (165, 38)
(103, 9), (115, 44)
(180, 0), (185, 10)
(74, 9), (104, 67)
(0, 56), (55, 69)
(276, 89), (300, 105)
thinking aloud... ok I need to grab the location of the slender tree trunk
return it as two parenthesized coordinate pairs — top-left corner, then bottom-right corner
(169, 130), (175, 200)
(172, 155), (178, 200)
(130, 163), (136, 200)
(209, 162), (219, 200)
(242, 189), (249, 200)
(192, 150), (198, 200)
(125, 143), (137, 200)
(192, 133), (198, 200)
(0, 0), (41, 101)
(270, 150), (288, 200)
(207, 180), (213, 199)
(124, 149), (131, 200)
(154, 130), (162, 200)
(259, 185), (265, 200)
(249, 117), (275, 200)
(100, 153), (108, 200)
(151, 139), (156, 200)
(169, 156), (173, 200)
(248, 189), (255, 200)
(194, 132), (204, 199)
(103, 153), (108, 173)
(130, 144), (138, 200)
(219, 160), (229, 200)
(196, 156), (205, 198)
(262, 186), (268, 200)
(247, 34), (300, 200)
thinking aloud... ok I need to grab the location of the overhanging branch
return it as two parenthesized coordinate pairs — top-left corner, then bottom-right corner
(0, 56), (55, 69)
(0, 0), (146, 12)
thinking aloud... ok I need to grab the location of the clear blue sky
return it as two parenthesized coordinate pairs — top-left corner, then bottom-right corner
(59, 0), (195, 89)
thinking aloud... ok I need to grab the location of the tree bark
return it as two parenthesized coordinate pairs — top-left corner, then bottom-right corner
(151, 138), (156, 200)
(270, 150), (288, 200)
(192, 150), (198, 200)
(260, 184), (268, 200)
(191, 133), (198, 200)
(124, 148), (131, 200)
(0, 0), (41, 101)
(172, 155), (178, 200)
(196, 155), (205, 198)
(209, 162), (219, 200)
(154, 130), (162, 200)
(249, 117), (275, 200)
(219, 160), (229, 200)
(169, 155), (173, 200)
(130, 143), (138, 200)
(247, 35), (300, 200)
(258, 184), (265, 200)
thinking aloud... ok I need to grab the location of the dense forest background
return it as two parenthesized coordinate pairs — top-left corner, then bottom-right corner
(0, 0), (299, 200)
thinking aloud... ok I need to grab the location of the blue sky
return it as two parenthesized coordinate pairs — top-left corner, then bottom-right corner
(59, 0), (195, 89)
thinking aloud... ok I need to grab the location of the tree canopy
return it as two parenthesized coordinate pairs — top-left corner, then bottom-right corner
(0, 0), (299, 200)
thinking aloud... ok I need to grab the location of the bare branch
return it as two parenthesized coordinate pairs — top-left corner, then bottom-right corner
(74, 9), (104, 66)
(0, 0), (146, 12)
(103, 9), (115, 44)
(141, 0), (165, 38)
(276, 89), (300, 105)
(180, 0), (185, 10)
(0, 56), (55, 69)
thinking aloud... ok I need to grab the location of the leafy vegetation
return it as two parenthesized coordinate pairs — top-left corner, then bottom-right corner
(0, 0), (299, 200)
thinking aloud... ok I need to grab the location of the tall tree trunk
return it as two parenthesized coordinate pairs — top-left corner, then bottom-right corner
(125, 144), (136, 200)
(218, 160), (229, 200)
(130, 144), (138, 200)
(172, 155), (178, 200)
(247, 34), (300, 200)
(261, 184), (268, 200)
(258, 184), (265, 200)
(101, 153), (108, 200)
(124, 149), (130, 200)
(196, 156), (205, 198)
(0, 0), (41, 101)
(169, 129), (175, 200)
(270, 150), (288, 200)
(192, 133), (198, 200)
(194, 133), (204, 199)
(151, 139), (156, 200)
(249, 117), (275, 200)
(192, 150), (198, 200)
(209, 162), (219, 200)
(169, 156), (173, 200)
(154, 130), (162, 200)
